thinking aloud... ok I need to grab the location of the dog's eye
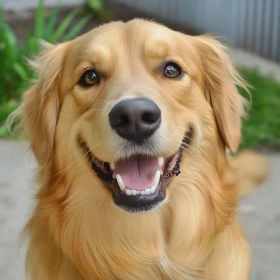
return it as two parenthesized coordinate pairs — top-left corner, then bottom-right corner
(79, 70), (100, 87)
(164, 62), (182, 79)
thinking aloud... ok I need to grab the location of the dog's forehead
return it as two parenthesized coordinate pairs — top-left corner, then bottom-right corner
(69, 19), (187, 78)
(80, 19), (176, 57)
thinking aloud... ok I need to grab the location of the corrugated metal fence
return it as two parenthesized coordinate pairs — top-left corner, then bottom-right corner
(113, 0), (280, 63)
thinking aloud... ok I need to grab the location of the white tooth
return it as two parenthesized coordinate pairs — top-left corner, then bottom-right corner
(132, 190), (137, 195)
(116, 174), (125, 192)
(141, 191), (145, 195)
(154, 170), (161, 187)
(151, 185), (156, 193)
(137, 191), (141, 194)
(158, 157), (164, 167)
(110, 162), (115, 170)
(145, 188), (151, 195)
(126, 189), (132, 195)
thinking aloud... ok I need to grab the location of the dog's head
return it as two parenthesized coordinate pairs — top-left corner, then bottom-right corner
(16, 19), (247, 213)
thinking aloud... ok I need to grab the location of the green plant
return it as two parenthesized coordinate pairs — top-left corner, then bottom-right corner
(0, 0), (92, 137)
(87, 0), (104, 13)
(0, 7), (27, 103)
(239, 68), (280, 150)
(86, 0), (111, 18)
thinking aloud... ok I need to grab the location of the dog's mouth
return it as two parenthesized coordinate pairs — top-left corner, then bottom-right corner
(79, 131), (192, 212)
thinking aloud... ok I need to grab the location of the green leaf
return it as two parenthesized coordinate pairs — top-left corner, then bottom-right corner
(2, 25), (17, 61)
(63, 15), (91, 41)
(0, 123), (10, 139)
(34, 0), (45, 39)
(0, 101), (20, 123)
(44, 3), (61, 41)
(24, 29), (31, 53)
(13, 63), (28, 81)
(53, 8), (81, 42)
(97, 9), (112, 19)
(87, 0), (104, 12)
(25, 34), (39, 55)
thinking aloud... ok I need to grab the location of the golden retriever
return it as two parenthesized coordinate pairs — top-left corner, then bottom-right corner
(11, 19), (270, 280)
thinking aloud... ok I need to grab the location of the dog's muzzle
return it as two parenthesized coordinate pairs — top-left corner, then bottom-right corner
(79, 98), (191, 212)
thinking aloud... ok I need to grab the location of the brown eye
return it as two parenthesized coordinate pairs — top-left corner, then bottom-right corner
(164, 62), (182, 79)
(79, 70), (100, 87)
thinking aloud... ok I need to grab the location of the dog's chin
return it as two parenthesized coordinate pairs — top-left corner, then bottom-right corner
(78, 130), (192, 213)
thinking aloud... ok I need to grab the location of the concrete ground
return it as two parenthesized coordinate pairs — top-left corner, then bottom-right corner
(0, 140), (279, 280)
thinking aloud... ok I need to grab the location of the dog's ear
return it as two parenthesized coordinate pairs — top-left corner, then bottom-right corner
(19, 42), (67, 166)
(194, 36), (248, 152)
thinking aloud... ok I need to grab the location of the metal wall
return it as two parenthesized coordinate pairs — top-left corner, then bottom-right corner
(113, 0), (280, 63)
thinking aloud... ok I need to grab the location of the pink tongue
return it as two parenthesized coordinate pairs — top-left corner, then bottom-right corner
(113, 157), (162, 191)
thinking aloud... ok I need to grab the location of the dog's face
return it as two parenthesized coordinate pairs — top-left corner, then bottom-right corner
(18, 19), (249, 278)
(20, 20), (245, 213)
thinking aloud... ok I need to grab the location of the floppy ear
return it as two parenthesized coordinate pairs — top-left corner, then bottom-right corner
(19, 42), (67, 166)
(194, 36), (248, 152)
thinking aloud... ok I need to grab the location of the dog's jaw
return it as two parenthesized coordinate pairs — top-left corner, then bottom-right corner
(77, 130), (192, 212)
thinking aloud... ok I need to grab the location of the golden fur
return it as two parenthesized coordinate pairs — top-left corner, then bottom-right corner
(10, 19), (270, 280)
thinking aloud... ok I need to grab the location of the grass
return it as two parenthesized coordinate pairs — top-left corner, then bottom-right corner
(239, 68), (280, 150)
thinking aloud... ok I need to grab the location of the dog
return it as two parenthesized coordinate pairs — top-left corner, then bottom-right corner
(10, 19), (270, 280)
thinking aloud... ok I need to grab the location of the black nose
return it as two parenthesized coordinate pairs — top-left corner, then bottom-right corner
(109, 98), (161, 142)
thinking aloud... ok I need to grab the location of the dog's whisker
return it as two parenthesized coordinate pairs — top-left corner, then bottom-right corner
(180, 142), (196, 152)
(52, 141), (105, 187)
(162, 136), (198, 156)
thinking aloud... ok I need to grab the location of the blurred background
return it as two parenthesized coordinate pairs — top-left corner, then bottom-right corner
(0, 0), (279, 279)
